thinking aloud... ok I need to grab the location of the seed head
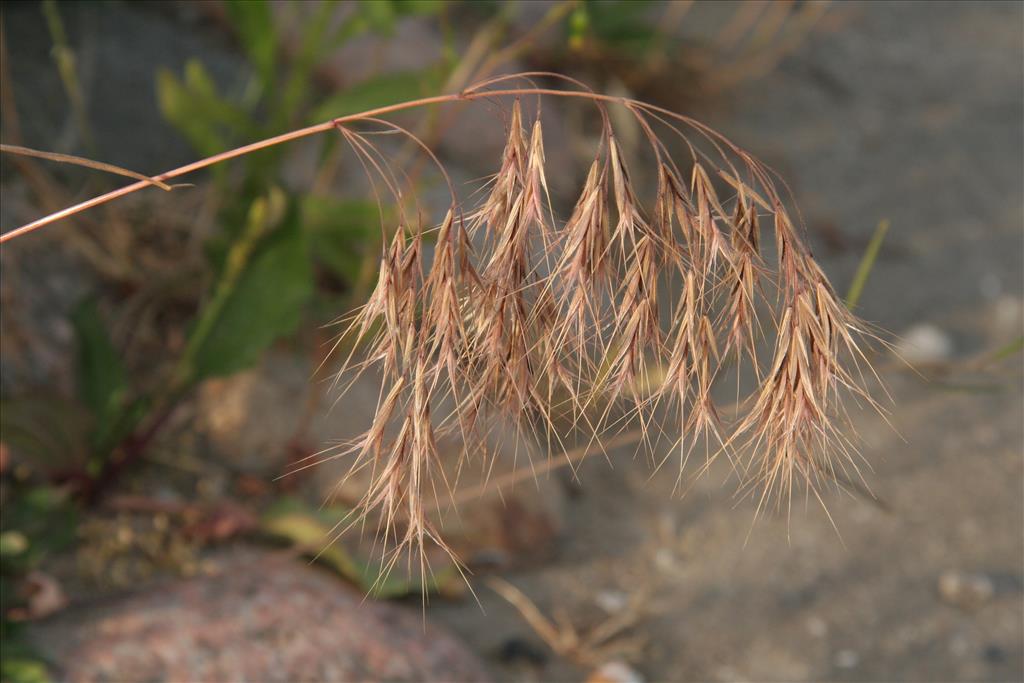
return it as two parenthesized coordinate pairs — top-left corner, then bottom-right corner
(325, 89), (884, 573)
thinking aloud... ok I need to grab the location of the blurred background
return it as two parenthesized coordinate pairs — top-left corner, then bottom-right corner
(1, 1), (1021, 681)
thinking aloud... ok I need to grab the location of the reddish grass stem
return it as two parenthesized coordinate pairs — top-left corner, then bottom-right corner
(2, 84), (765, 243)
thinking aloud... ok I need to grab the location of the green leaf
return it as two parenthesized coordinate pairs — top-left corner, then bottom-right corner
(0, 486), (76, 571)
(985, 335), (1024, 365)
(260, 497), (457, 598)
(70, 300), (127, 446)
(90, 397), (150, 475)
(0, 619), (51, 682)
(156, 61), (252, 157)
(261, 497), (364, 581)
(0, 658), (51, 683)
(567, 5), (590, 50)
(356, 0), (399, 34)
(301, 197), (383, 281)
(392, 0), (446, 16)
(578, 0), (658, 55)
(183, 189), (314, 382)
(845, 218), (890, 309)
(157, 67), (222, 157)
(311, 67), (445, 122)
(223, 0), (277, 88)
(332, 0), (447, 45)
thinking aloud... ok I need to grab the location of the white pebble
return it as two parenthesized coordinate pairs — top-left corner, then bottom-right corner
(938, 570), (995, 608)
(896, 324), (954, 363)
(595, 590), (629, 614)
(992, 296), (1023, 336)
(805, 616), (828, 638)
(587, 661), (644, 683)
(834, 649), (860, 669)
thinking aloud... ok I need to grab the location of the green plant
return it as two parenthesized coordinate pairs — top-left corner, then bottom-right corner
(2, 0), (458, 507)
(0, 483), (75, 683)
(157, 0), (450, 286)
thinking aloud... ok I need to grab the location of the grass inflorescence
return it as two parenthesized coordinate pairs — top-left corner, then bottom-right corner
(3, 73), (885, 579)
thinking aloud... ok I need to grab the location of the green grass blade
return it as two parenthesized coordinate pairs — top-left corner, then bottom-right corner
(845, 219), (890, 309)
(984, 335), (1024, 365)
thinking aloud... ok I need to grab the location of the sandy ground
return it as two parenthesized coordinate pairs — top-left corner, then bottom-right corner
(3, 2), (1022, 682)
(429, 3), (1024, 681)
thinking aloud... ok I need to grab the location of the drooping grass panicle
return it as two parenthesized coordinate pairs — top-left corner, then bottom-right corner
(2, 74), (886, 572)
(290, 85), (883, 567)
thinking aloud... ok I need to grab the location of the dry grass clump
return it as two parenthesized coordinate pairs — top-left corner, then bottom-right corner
(305, 78), (883, 572)
(2, 74), (883, 576)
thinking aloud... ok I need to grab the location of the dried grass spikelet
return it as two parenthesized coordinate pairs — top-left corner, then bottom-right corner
(0, 76), (888, 578)
(721, 197), (764, 372)
(316, 87), (884, 573)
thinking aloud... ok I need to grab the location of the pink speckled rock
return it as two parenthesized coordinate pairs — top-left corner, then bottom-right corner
(32, 547), (490, 682)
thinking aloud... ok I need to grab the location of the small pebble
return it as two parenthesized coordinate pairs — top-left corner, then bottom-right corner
(938, 570), (995, 608)
(654, 548), (676, 572)
(587, 660), (644, 683)
(805, 616), (828, 638)
(896, 324), (954, 363)
(834, 649), (860, 669)
(595, 589), (629, 614)
(992, 296), (1023, 336)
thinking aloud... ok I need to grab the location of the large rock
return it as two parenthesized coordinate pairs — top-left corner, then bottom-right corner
(31, 547), (490, 682)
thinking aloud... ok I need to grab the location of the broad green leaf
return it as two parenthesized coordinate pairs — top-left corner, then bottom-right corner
(311, 67), (445, 122)
(184, 190), (314, 381)
(70, 300), (127, 445)
(223, 0), (277, 88)
(260, 497), (458, 598)
(0, 658), (50, 683)
(301, 197), (383, 281)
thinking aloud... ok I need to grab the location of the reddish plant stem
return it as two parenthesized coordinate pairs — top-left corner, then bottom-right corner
(82, 398), (178, 504)
(0, 84), (724, 244)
